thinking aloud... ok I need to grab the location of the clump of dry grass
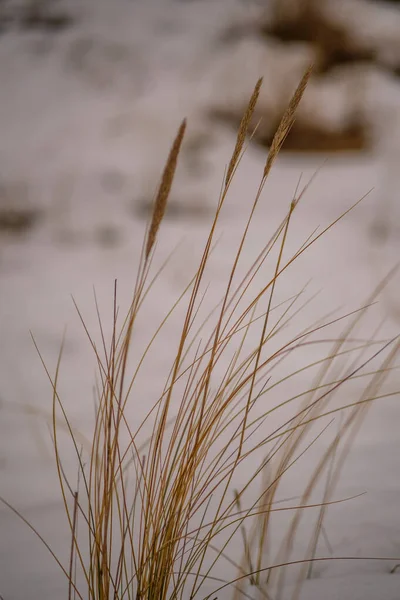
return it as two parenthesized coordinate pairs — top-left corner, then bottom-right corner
(2, 68), (400, 600)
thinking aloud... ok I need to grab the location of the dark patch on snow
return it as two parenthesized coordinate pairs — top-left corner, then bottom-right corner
(0, 0), (74, 35)
(94, 224), (122, 248)
(133, 196), (210, 221)
(0, 206), (41, 234)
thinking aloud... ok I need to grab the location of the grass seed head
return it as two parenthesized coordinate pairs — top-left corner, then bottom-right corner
(145, 118), (187, 260)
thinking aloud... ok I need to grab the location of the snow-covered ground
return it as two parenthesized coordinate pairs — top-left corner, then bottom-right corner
(1, 1), (400, 599)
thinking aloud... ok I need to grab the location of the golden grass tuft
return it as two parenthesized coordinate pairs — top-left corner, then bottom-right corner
(145, 118), (187, 260)
(264, 65), (313, 179)
(225, 77), (263, 187)
(2, 67), (400, 600)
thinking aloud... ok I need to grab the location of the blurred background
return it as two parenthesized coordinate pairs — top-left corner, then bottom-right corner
(1, 0), (400, 598)
(0, 0), (400, 234)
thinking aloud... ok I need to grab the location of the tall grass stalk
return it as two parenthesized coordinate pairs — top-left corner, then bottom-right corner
(2, 68), (400, 600)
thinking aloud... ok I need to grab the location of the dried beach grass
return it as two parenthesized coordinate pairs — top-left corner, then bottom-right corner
(2, 67), (400, 600)
(145, 119), (187, 260)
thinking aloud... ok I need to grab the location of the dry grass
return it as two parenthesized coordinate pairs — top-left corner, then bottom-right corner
(145, 119), (187, 260)
(2, 68), (400, 600)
